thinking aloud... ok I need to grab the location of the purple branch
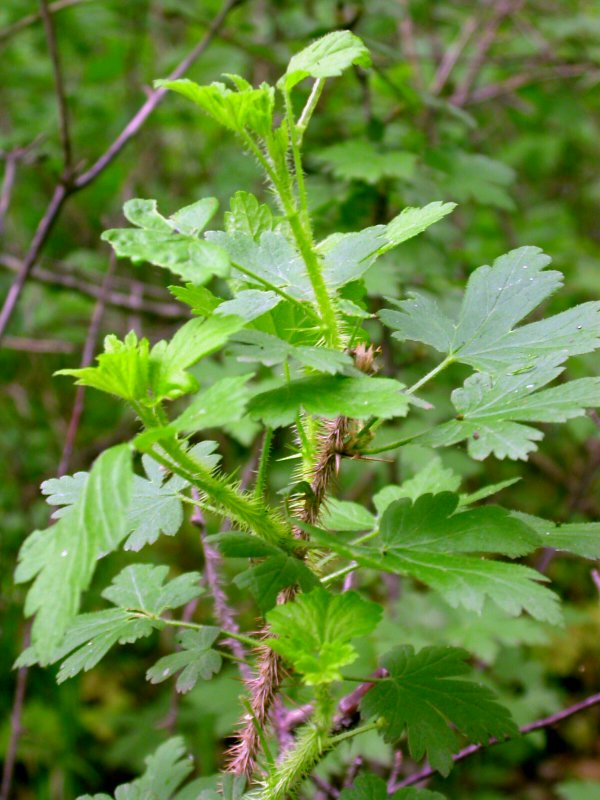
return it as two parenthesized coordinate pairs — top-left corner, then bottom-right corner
(0, 0), (242, 343)
(390, 692), (600, 791)
(39, 0), (73, 171)
(0, 625), (31, 800)
(57, 255), (115, 477)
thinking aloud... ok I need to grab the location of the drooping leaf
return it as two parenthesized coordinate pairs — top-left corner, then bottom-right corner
(420, 356), (600, 460)
(339, 772), (446, 800)
(265, 588), (382, 684)
(361, 646), (518, 775)
(320, 498), (376, 532)
(282, 30), (371, 90)
(156, 79), (275, 139)
(77, 737), (194, 800)
(249, 375), (410, 427)
(15, 445), (133, 661)
(232, 329), (354, 374)
(381, 246), (600, 372)
(216, 289), (282, 321)
(147, 628), (222, 692)
(102, 564), (202, 613)
(103, 197), (228, 283)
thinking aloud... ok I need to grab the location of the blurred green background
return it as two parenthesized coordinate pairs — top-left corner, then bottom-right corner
(2, 1), (600, 797)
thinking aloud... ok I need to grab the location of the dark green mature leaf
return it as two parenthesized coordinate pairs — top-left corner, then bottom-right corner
(147, 628), (222, 693)
(216, 289), (281, 321)
(281, 30), (371, 90)
(171, 375), (253, 434)
(232, 329), (354, 374)
(340, 773), (446, 800)
(47, 565), (202, 681)
(306, 523), (560, 623)
(420, 356), (600, 460)
(103, 197), (228, 283)
(265, 588), (382, 684)
(249, 375), (409, 427)
(208, 531), (318, 611)
(77, 737), (194, 800)
(373, 457), (461, 514)
(320, 498), (376, 531)
(381, 246), (600, 372)
(15, 445), (133, 661)
(376, 493), (540, 557)
(361, 646), (517, 775)
(514, 512), (600, 559)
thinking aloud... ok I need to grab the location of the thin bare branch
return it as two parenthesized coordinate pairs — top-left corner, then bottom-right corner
(464, 63), (592, 105)
(450, 0), (522, 106)
(39, 0), (73, 171)
(391, 692), (600, 791)
(430, 17), (478, 95)
(3, 335), (75, 353)
(0, 0), (95, 45)
(0, 0), (243, 343)
(397, 0), (424, 90)
(0, 626), (31, 800)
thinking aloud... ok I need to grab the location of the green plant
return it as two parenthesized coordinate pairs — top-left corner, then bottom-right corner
(13, 30), (600, 799)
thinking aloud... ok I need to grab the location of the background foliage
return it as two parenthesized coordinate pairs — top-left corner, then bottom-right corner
(2, 1), (600, 798)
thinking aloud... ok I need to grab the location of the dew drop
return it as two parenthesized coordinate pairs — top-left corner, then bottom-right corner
(522, 264), (528, 269)
(61, 549), (68, 557)
(526, 384), (535, 389)
(87, 641), (93, 646)
(577, 325), (583, 330)
(162, 668), (170, 677)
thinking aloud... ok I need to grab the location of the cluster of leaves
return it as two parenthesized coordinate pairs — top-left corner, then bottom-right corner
(4, 4), (600, 799)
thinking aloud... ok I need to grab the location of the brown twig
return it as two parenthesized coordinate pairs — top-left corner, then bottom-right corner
(430, 17), (478, 95)
(397, 0), (424, 90)
(450, 0), (522, 106)
(464, 63), (592, 105)
(2, 335), (75, 353)
(57, 254), (116, 476)
(0, 626), (31, 800)
(0, 0), (95, 45)
(39, 0), (73, 172)
(0, 0), (243, 343)
(0, 254), (184, 318)
(391, 692), (600, 790)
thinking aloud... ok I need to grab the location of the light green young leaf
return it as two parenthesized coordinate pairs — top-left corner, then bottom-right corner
(265, 588), (382, 684)
(557, 781), (600, 800)
(147, 628), (222, 693)
(224, 191), (275, 240)
(420, 357), (600, 460)
(513, 512), (600, 559)
(15, 445), (133, 661)
(249, 375), (409, 427)
(77, 737), (194, 800)
(169, 375), (253, 435)
(321, 498), (376, 532)
(156, 79), (275, 139)
(169, 283), (221, 316)
(282, 30), (371, 90)
(383, 201), (457, 248)
(232, 329), (354, 374)
(339, 772), (446, 800)
(103, 197), (227, 283)
(360, 646), (517, 776)
(381, 246), (600, 372)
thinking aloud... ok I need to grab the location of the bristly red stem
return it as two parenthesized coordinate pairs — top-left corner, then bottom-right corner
(391, 692), (600, 791)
